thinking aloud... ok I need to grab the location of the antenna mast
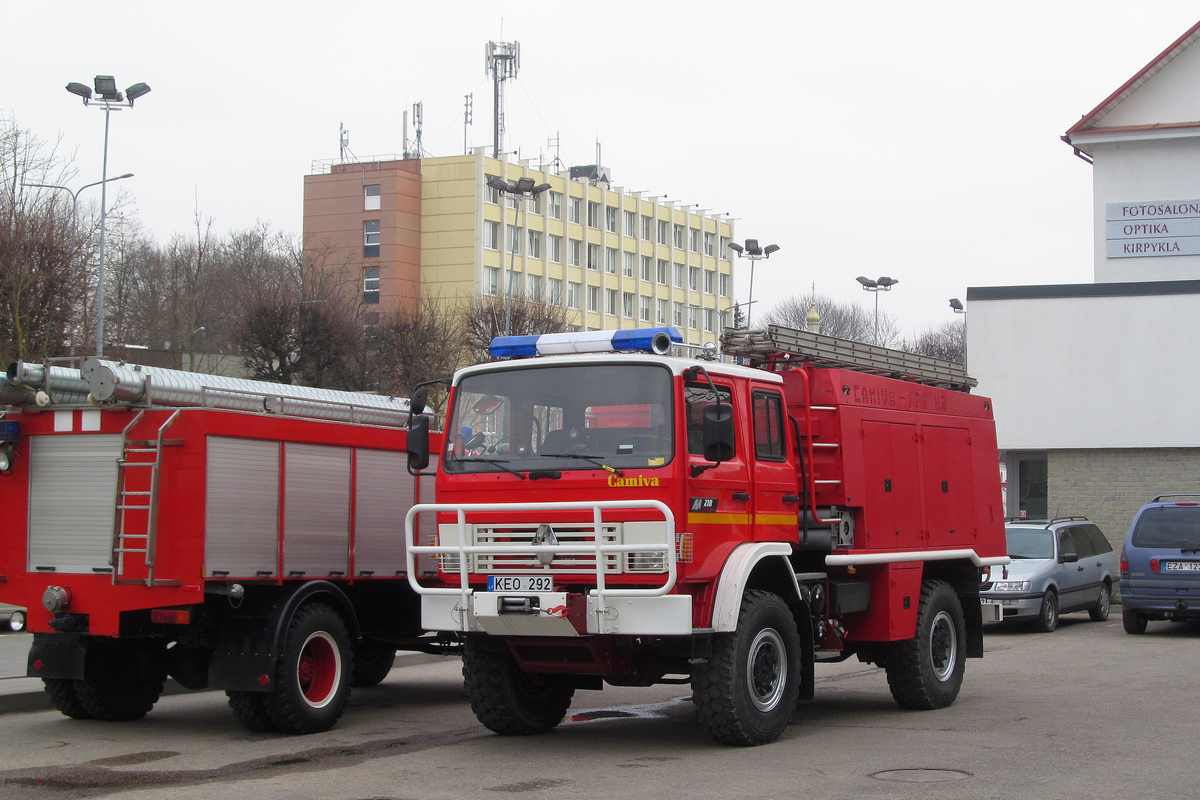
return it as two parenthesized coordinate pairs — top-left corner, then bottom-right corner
(339, 123), (349, 163)
(464, 93), (473, 154)
(485, 41), (520, 159)
(412, 101), (424, 157)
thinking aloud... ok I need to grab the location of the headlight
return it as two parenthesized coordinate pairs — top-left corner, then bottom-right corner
(990, 581), (1030, 592)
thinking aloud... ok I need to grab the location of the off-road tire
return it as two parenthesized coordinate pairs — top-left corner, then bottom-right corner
(1123, 607), (1148, 634)
(44, 678), (92, 720)
(1089, 583), (1111, 622)
(1033, 589), (1059, 633)
(227, 690), (279, 733)
(264, 603), (353, 735)
(462, 638), (574, 735)
(885, 580), (966, 711)
(351, 643), (397, 688)
(74, 639), (168, 721)
(692, 590), (801, 746)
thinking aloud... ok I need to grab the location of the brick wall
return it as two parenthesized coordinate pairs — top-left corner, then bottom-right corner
(1049, 448), (1200, 551)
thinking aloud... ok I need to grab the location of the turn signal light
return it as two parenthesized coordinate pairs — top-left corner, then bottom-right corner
(150, 608), (191, 625)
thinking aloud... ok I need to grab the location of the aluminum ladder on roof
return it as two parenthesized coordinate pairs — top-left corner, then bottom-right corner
(110, 409), (182, 587)
(721, 325), (976, 391)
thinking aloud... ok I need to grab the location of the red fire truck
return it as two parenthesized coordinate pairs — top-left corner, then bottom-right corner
(403, 325), (1008, 746)
(0, 358), (441, 734)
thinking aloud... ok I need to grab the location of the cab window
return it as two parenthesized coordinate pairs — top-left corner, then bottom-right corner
(752, 390), (785, 461)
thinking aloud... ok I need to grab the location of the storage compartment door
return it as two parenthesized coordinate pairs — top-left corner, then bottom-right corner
(283, 443), (351, 577)
(205, 437), (280, 578)
(28, 434), (122, 573)
(353, 448), (410, 576)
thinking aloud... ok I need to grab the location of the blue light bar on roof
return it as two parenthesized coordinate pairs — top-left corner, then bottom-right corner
(489, 327), (683, 358)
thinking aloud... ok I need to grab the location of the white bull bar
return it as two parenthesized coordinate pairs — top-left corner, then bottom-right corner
(404, 500), (679, 634)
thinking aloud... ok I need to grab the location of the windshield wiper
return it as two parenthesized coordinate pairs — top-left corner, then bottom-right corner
(456, 456), (527, 479)
(541, 452), (624, 477)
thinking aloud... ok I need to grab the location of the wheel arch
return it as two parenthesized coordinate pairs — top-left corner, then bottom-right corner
(921, 559), (986, 659)
(268, 581), (361, 657)
(711, 543), (799, 633)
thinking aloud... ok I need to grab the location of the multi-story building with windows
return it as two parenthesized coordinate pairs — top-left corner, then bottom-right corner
(303, 149), (737, 346)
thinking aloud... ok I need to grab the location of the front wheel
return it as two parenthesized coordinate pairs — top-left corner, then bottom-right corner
(462, 638), (575, 735)
(351, 642), (397, 688)
(1033, 590), (1058, 633)
(265, 603), (353, 734)
(692, 590), (801, 746)
(1122, 607), (1148, 634)
(886, 580), (966, 710)
(1089, 583), (1111, 622)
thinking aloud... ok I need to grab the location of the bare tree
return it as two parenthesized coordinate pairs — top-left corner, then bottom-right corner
(374, 294), (464, 410)
(903, 318), (965, 364)
(762, 292), (900, 347)
(461, 292), (569, 364)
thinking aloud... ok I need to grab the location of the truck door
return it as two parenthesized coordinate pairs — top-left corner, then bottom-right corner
(685, 381), (752, 545)
(750, 386), (800, 542)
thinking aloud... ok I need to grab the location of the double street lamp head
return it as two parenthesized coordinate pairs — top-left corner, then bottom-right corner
(487, 174), (551, 197)
(65, 75), (151, 106)
(857, 275), (899, 291)
(728, 239), (779, 259)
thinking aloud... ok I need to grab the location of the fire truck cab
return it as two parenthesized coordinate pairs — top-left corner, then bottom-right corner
(405, 326), (1008, 746)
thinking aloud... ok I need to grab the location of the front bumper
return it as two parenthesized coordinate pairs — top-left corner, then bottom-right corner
(980, 591), (1044, 620)
(422, 590), (694, 636)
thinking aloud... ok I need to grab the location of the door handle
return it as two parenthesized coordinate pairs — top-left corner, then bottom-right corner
(1077, 565), (1084, 571)
(782, 494), (800, 503)
(733, 492), (751, 501)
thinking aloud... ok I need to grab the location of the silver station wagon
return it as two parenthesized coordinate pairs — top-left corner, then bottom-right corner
(981, 518), (1119, 632)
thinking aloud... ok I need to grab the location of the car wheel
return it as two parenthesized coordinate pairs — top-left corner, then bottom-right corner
(1033, 590), (1058, 633)
(1088, 583), (1111, 622)
(1122, 607), (1147, 634)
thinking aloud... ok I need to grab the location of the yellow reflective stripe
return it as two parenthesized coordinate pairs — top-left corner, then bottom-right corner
(686, 513), (799, 526)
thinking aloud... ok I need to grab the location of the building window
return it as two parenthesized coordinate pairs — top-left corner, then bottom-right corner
(549, 192), (562, 220)
(507, 271), (522, 298)
(532, 192), (545, 216)
(568, 281), (581, 309)
(641, 296), (652, 322)
(527, 273), (544, 300)
(484, 267), (500, 296)
(587, 243), (600, 270)
(656, 298), (668, 324)
(508, 225), (521, 255)
(549, 234), (563, 263)
(690, 228), (701, 253)
(587, 201), (601, 228)
(689, 306), (700, 330)
(720, 273), (730, 297)
(606, 248), (618, 274)
(570, 240), (582, 267)
(549, 277), (563, 305)
(485, 220), (500, 250)
(641, 255), (653, 282)
(657, 259), (668, 285)
(642, 215), (653, 241)
(570, 197), (582, 223)
(674, 263), (685, 288)
(486, 183), (501, 204)
(606, 206), (618, 233)
(689, 267), (701, 292)
(605, 288), (618, 315)
(508, 194), (520, 210)
(363, 219), (380, 258)
(674, 301), (684, 327)
(705, 308), (717, 331)
(587, 285), (600, 312)
(657, 219), (669, 245)
(704, 231), (715, 256)
(720, 236), (731, 259)
(705, 269), (715, 294)
(363, 266), (380, 304)
(364, 184), (380, 211)
(624, 210), (637, 237)
(623, 291), (635, 318)
(528, 229), (542, 259)
(674, 224), (684, 249)
(623, 251), (635, 278)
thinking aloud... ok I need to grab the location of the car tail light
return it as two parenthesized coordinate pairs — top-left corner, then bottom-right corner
(1151, 558), (1159, 573)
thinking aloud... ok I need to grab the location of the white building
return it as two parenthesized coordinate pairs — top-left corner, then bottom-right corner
(968, 20), (1200, 542)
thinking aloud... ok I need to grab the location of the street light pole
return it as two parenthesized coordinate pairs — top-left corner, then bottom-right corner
(855, 275), (899, 346)
(486, 175), (551, 336)
(66, 75), (150, 356)
(21, 174), (134, 219)
(950, 297), (967, 371)
(726, 239), (779, 328)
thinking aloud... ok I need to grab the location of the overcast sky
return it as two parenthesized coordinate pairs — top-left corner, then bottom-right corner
(3, 2), (1198, 337)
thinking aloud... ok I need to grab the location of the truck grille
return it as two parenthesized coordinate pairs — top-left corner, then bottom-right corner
(474, 524), (620, 573)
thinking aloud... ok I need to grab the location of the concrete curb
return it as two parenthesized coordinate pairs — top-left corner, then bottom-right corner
(0, 652), (455, 716)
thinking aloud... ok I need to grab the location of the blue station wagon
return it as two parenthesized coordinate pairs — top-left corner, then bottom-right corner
(1120, 496), (1200, 634)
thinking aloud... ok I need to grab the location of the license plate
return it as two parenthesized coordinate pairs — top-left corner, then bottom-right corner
(1161, 561), (1200, 572)
(488, 575), (554, 592)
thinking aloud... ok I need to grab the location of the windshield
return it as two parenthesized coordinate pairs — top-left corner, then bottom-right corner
(1005, 527), (1054, 559)
(444, 363), (675, 474)
(1131, 506), (1200, 549)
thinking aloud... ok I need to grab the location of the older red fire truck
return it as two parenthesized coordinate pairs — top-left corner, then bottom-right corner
(0, 358), (440, 734)
(403, 325), (1008, 746)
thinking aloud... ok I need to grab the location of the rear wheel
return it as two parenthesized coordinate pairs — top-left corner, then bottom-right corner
(44, 678), (92, 720)
(692, 590), (801, 746)
(1089, 583), (1111, 622)
(227, 691), (278, 732)
(75, 639), (168, 721)
(265, 603), (352, 734)
(351, 642), (397, 688)
(462, 638), (574, 735)
(1123, 607), (1148, 634)
(886, 580), (966, 710)
(1033, 590), (1058, 633)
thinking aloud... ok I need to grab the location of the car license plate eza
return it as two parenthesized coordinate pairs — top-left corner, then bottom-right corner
(1161, 561), (1200, 572)
(488, 575), (554, 592)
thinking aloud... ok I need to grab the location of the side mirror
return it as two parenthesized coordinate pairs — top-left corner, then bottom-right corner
(1060, 552), (1078, 564)
(407, 414), (431, 472)
(702, 402), (735, 463)
(410, 386), (429, 417)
